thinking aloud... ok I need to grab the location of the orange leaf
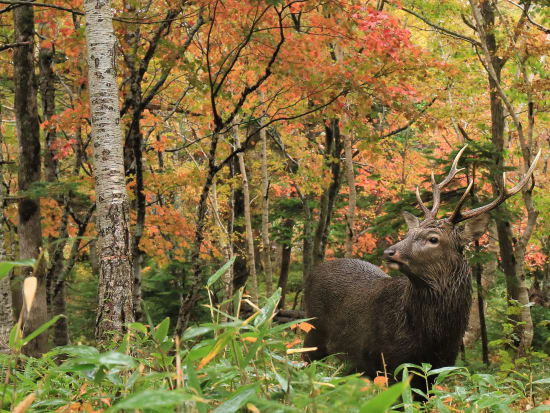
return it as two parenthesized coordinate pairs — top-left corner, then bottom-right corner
(290, 322), (315, 333)
(373, 376), (388, 387)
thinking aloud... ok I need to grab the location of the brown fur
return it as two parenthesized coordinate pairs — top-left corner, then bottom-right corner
(304, 214), (488, 385)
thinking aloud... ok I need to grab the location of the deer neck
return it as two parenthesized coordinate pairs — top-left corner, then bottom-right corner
(403, 258), (472, 340)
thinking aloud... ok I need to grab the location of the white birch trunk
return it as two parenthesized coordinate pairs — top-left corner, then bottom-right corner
(84, 0), (134, 340)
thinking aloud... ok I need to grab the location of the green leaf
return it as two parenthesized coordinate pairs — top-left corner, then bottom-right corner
(8, 324), (19, 349)
(61, 345), (100, 360)
(153, 317), (170, 342)
(401, 367), (414, 413)
(533, 377), (550, 385)
(254, 288), (281, 327)
(21, 315), (63, 347)
(0, 259), (35, 280)
(98, 351), (136, 368)
(359, 381), (409, 413)
(128, 322), (148, 335)
(207, 257), (236, 288)
(212, 386), (256, 413)
(110, 389), (193, 410)
(181, 326), (215, 341)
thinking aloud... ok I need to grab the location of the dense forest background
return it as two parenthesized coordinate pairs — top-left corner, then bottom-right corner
(1, 0), (550, 411)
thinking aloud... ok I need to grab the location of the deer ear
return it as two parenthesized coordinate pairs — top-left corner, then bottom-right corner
(402, 211), (420, 230)
(459, 214), (490, 245)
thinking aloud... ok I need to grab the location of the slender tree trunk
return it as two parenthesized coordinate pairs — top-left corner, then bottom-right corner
(84, 0), (135, 341)
(39, 45), (71, 347)
(471, 0), (535, 353)
(236, 127), (258, 305)
(260, 123), (273, 297)
(312, 118), (343, 266)
(0, 102), (13, 354)
(277, 218), (294, 309)
(343, 130), (356, 258)
(14, 3), (49, 357)
(231, 168), (249, 291)
(464, 220), (498, 348)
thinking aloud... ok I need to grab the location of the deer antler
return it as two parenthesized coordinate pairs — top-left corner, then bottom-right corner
(448, 149), (542, 224)
(416, 145), (468, 220)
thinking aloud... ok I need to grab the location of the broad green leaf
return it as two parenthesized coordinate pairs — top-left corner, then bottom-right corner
(207, 257), (235, 288)
(153, 317), (170, 342)
(128, 322), (148, 335)
(110, 389), (193, 410)
(212, 386), (256, 413)
(181, 326), (215, 341)
(359, 381), (409, 413)
(61, 345), (100, 360)
(0, 259), (35, 280)
(533, 377), (550, 385)
(98, 351), (136, 368)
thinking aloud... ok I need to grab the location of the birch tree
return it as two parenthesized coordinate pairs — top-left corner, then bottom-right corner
(84, 0), (134, 341)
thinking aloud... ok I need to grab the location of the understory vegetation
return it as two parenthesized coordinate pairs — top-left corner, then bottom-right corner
(2, 262), (550, 412)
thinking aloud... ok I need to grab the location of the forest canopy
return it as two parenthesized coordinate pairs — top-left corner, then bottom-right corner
(1, 0), (550, 411)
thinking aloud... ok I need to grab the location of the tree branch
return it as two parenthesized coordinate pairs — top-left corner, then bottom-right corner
(388, 2), (481, 46)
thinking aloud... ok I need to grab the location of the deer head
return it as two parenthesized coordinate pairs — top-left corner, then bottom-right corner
(385, 145), (541, 288)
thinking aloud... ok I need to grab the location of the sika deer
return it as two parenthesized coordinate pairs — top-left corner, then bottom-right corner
(304, 147), (541, 386)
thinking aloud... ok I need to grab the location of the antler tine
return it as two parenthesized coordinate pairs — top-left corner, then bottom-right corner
(416, 186), (432, 218)
(447, 179), (474, 223)
(452, 148), (542, 224)
(436, 145), (468, 190)
(428, 145), (468, 217)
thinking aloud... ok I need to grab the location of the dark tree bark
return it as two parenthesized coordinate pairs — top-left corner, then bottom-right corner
(277, 218), (294, 309)
(472, 0), (535, 353)
(14, 2), (49, 357)
(312, 118), (343, 266)
(39, 45), (72, 347)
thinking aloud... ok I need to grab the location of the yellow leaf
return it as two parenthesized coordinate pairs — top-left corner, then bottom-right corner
(23, 276), (38, 314)
(286, 346), (317, 355)
(247, 403), (261, 413)
(13, 392), (35, 413)
(198, 336), (228, 370)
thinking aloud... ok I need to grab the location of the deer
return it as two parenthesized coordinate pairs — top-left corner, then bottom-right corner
(303, 146), (541, 390)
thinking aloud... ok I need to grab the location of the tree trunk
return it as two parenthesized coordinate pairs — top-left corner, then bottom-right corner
(260, 123), (273, 297)
(0, 102), (13, 354)
(84, 0), (135, 341)
(312, 118), (343, 266)
(236, 127), (258, 305)
(464, 220), (498, 348)
(14, 3), (49, 357)
(277, 218), (294, 309)
(232, 177), (249, 291)
(471, 0), (535, 354)
(39, 44), (72, 347)
(343, 129), (356, 258)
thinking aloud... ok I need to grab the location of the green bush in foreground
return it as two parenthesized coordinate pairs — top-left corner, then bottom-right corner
(2, 261), (550, 412)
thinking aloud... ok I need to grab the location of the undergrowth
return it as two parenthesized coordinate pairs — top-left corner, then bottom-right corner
(2, 261), (550, 412)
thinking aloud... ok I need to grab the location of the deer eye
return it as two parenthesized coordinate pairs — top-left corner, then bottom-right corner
(428, 236), (439, 244)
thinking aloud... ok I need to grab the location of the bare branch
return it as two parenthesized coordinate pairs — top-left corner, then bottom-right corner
(0, 41), (30, 51)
